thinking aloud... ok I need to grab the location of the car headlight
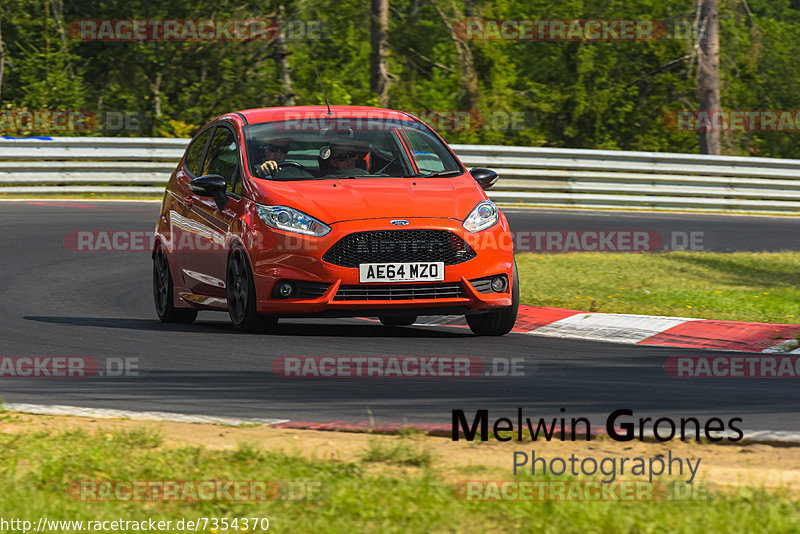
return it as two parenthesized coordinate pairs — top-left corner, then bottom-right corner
(256, 205), (331, 236)
(462, 200), (499, 233)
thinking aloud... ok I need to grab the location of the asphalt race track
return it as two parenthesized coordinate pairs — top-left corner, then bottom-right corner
(1, 200), (800, 433)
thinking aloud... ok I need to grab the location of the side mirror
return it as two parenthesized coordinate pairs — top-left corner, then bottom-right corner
(469, 167), (499, 190)
(189, 175), (228, 211)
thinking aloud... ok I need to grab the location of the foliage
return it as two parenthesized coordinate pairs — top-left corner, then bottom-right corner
(1, 0), (800, 157)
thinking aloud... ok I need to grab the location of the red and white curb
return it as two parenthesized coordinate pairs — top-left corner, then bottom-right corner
(416, 306), (800, 353)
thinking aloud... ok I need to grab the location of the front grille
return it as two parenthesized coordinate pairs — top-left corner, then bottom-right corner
(322, 230), (476, 268)
(333, 282), (466, 301)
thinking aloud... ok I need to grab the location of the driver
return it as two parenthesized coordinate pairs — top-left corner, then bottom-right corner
(256, 138), (291, 177)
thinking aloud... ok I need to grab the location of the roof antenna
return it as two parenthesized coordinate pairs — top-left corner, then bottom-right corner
(314, 65), (333, 115)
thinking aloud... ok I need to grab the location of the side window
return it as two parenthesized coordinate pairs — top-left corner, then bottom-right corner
(403, 130), (446, 173)
(184, 128), (212, 176)
(202, 126), (240, 193)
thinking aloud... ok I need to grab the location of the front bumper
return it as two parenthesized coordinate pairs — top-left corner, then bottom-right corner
(248, 217), (514, 316)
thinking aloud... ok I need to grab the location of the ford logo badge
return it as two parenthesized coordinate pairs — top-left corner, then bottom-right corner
(390, 220), (409, 226)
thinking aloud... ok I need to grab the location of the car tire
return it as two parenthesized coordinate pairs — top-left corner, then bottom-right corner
(227, 248), (278, 333)
(153, 246), (198, 324)
(466, 261), (519, 336)
(378, 314), (418, 326)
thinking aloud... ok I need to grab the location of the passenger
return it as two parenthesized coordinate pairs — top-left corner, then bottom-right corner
(318, 142), (367, 177)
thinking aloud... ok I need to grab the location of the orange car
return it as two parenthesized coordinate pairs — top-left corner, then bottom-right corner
(152, 106), (518, 335)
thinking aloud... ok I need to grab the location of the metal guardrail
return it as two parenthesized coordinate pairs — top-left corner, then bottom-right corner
(2, 137), (800, 214)
(0, 138), (184, 195)
(451, 144), (800, 213)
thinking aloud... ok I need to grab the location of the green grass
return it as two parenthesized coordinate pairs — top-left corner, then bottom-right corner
(517, 251), (800, 324)
(362, 437), (434, 467)
(109, 426), (164, 448)
(0, 427), (799, 533)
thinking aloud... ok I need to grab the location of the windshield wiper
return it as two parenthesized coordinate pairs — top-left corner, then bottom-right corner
(416, 170), (463, 178)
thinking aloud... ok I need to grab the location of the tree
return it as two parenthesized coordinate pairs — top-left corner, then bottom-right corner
(696, 0), (721, 154)
(0, 16), (5, 103)
(275, 6), (296, 106)
(430, 0), (479, 111)
(370, 0), (389, 106)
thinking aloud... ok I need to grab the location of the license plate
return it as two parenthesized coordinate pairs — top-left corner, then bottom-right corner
(359, 262), (445, 283)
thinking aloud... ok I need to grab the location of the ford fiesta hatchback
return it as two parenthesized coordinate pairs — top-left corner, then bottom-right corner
(152, 106), (518, 335)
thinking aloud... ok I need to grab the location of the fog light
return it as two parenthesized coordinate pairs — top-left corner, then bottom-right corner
(491, 275), (507, 292)
(275, 281), (296, 299)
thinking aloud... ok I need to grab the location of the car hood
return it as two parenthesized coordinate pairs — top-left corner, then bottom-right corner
(251, 175), (486, 224)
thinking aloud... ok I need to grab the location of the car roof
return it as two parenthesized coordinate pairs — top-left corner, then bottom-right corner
(235, 106), (421, 124)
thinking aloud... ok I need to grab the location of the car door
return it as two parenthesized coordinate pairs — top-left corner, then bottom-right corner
(181, 123), (245, 300)
(168, 126), (213, 288)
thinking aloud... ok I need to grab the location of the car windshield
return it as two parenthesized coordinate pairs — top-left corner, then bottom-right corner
(244, 117), (463, 180)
